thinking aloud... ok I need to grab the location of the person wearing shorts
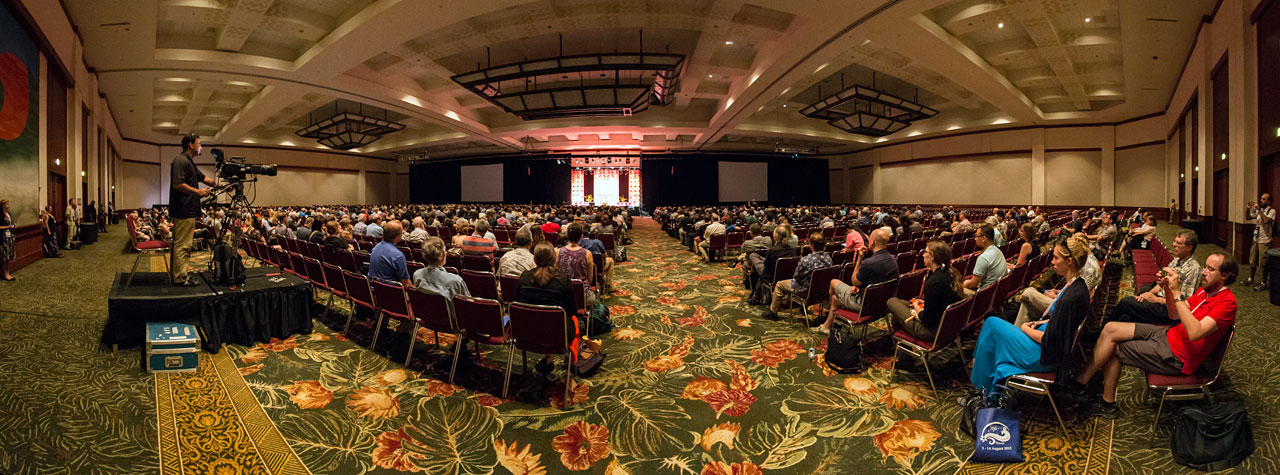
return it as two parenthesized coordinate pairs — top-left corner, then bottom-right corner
(1069, 252), (1239, 419)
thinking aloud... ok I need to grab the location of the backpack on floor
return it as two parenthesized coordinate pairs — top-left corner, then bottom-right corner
(1171, 401), (1254, 471)
(210, 244), (246, 286)
(823, 322), (862, 374)
(579, 302), (615, 338)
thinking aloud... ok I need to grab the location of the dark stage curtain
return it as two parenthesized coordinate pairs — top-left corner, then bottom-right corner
(410, 161), (461, 203)
(642, 158), (718, 207)
(506, 159), (570, 204)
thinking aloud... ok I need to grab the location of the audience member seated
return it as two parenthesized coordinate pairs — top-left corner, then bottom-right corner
(1007, 222), (1041, 270)
(366, 215), (384, 239)
(1071, 252), (1239, 418)
(412, 236), (470, 309)
(461, 221), (497, 257)
(322, 220), (353, 251)
(885, 240), (963, 342)
(499, 229), (537, 277)
(1107, 230), (1202, 325)
(367, 220), (411, 287)
(813, 228), (897, 334)
(942, 212), (972, 237)
(558, 224), (596, 294)
(970, 235), (1093, 395)
(695, 215), (726, 262)
(578, 228), (614, 292)
(762, 232), (831, 320)
(405, 217), (430, 244)
(1087, 212), (1118, 253)
(451, 222), (468, 249)
(516, 241), (582, 372)
(964, 225), (1007, 295)
(751, 227), (795, 288)
(1125, 214), (1157, 255)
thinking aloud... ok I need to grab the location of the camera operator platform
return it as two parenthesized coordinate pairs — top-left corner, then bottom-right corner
(170, 134), (216, 287)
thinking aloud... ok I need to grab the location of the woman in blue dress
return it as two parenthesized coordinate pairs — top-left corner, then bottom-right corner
(971, 235), (1092, 394)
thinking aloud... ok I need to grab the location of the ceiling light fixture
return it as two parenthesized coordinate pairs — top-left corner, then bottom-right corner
(998, 22), (1004, 28)
(296, 99), (405, 150)
(724, 40), (733, 45)
(708, 74), (714, 78)
(1085, 17), (1092, 23)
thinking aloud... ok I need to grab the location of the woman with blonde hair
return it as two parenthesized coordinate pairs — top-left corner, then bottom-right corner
(970, 235), (1092, 394)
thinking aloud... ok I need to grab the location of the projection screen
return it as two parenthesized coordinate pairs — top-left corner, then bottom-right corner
(460, 163), (504, 202)
(717, 161), (768, 202)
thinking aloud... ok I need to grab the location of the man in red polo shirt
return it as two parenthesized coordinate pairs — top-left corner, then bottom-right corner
(1070, 252), (1239, 418)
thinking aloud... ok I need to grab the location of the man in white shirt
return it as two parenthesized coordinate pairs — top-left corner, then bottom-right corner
(696, 215), (726, 262)
(1243, 193), (1275, 291)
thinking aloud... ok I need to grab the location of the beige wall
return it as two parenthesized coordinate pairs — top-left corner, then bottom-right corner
(365, 172), (391, 205)
(847, 166), (875, 204)
(121, 161), (162, 209)
(878, 154), (1032, 205)
(1044, 151), (1101, 206)
(1115, 144), (1167, 208)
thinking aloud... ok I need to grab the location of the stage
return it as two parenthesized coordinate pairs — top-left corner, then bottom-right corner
(103, 266), (313, 352)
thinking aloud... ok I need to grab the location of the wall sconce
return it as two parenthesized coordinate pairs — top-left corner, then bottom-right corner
(55, 158), (61, 166)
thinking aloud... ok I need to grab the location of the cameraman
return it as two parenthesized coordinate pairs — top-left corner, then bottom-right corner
(170, 134), (215, 286)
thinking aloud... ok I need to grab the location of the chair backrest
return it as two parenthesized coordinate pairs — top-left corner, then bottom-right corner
(445, 253), (462, 269)
(896, 252), (916, 272)
(462, 255), (493, 272)
(460, 270), (500, 301)
(499, 274), (520, 304)
(289, 252), (308, 279)
(354, 251), (371, 271)
(407, 260), (425, 274)
(968, 281), (998, 325)
(509, 302), (572, 356)
(303, 257), (326, 288)
(371, 279), (411, 321)
(342, 270), (375, 307)
(337, 249), (358, 272)
(930, 297), (974, 349)
(454, 296), (507, 339)
(321, 245), (339, 265)
(896, 269), (927, 301)
(709, 233), (726, 248)
(321, 262), (346, 295)
(598, 233), (615, 252)
(773, 256), (800, 284)
(1197, 325), (1235, 381)
(859, 278), (899, 320)
(832, 251), (855, 267)
(726, 233), (744, 246)
(406, 288), (456, 333)
(572, 279), (585, 311)
(803, 265), (843, 303)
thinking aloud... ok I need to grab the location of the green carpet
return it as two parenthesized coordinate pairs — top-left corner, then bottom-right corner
(0, 218), (1276, 474)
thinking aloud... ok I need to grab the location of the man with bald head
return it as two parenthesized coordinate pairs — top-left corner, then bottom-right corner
(367, 219), (411, 287)
(814, 228), (899, 334)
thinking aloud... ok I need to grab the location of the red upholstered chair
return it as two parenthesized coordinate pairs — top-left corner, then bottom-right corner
(303, 257), (326, 298)
(892, 296), (973, 398)
(445, 253), (462, 270)
(1005, 318), (1089, 434)
(832, 277), (899, 342)
(340, 270), (377, 337)
(454, 296), (516, 396)
(405, 289), (460, 381)
(725, 233), (744, 258)
(337, 249), (358, 273)
(788, 265), (843, 321)
(320, 262), (348, 321)
(895, 269), (927, 301)
(406, 260), (425, 275)
(965, 281), (999, 330)
(354, 252), (371, 272)
(509, 302), (578, 404)
(499, 275), (520, 306)
(460, 270), (500, 301)
(896, 252), (916, 273)
(125, 215), (172, 286)
(288, 252), (308, 280)
(369, 279), (412, 360)
(1144, 326), (1235, 435)
(707, 233), (726, 261)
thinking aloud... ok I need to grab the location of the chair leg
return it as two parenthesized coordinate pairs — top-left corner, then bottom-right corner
(890, 344), (899, 375)
(1046, 392), (1067, 434)
(1151, 390), (1168, 435)
(321, 292), (333, 323)
(522, 350), (528, 375)
(126, 252), (144, 287)
(448, 338), (463, 384)
(404, 323), (419, 367)
(341, 305), (356, 337)
(563, 352), (574, 408)
(956, 342), (970, 378)
(922, 355), (937, 400)
(369, 311), (385, 353)
(502, 344), (515, 398)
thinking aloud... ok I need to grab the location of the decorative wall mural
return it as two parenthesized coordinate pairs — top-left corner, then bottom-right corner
(0, 3), (40, 225)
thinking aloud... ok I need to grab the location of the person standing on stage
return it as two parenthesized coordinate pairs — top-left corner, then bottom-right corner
(169, 134), (216, 286)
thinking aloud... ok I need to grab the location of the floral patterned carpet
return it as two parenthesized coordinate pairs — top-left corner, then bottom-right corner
(2, 218), (1278, 474)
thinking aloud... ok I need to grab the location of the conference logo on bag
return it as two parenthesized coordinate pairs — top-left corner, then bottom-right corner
(979, 421), (1013, 449)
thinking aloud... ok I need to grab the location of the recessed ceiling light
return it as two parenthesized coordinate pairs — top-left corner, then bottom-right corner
(1085, 17), (1092, 23)
(998, 22), (1004, 28)
(782, 104), (787, 108)
(708, 74), (714, 78)
(724, 40), (733, 45)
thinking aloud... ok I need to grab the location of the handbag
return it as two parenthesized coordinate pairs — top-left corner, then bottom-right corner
(970, 387), (1024, 463)
(1171, 401), (1254, 471)
(572, 339), (606, 376)
(823, 322), (862, 374)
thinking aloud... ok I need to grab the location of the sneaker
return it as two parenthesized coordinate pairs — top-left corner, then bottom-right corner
(1083, 400), (1121, 419)
(760, 311), (780, 321)
(1242, 279), (1254, 287)
(1254, 283), (1268, 292)
(810, 325), (830, 334)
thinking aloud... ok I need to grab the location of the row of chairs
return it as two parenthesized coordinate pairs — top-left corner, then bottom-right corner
(242, 238), (593, 402)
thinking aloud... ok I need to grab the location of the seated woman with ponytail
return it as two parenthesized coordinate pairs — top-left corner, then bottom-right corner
(970, 235), (1093, 394)
(885, 240), (963, 342)
(515, 241), (582, 370)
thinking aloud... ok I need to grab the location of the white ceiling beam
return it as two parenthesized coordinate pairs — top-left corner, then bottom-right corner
(215, 0), (275, 52)
(178, 80), (217, 133)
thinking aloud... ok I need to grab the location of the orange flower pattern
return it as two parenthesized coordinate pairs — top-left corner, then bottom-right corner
(238, 363), (264, 376)
(611, 305), (637, 317)
(285, 381), (332, 409)
(372, 429), (424, 471)
(700, 422), (740, 451)
(879, 383), (932, 410)
(495, 439), (548, 475)
(643, 336), (695, 372)
(552, 421), (610, 471)
(681, 377), (728, 400)
(347, 387), (400, 419)
(262, 336), (297, 352)
(701, 461), (764, 475)
(702, 389), (757, 417)
(750, 339), (805, 367)
(726, 360), (759, 391)
(873, 420), (940, 462)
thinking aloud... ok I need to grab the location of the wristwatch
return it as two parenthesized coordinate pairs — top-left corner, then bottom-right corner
(1174, 294), (1189, 303)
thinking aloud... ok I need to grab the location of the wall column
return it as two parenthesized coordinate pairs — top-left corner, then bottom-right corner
(1100, 125), (1116, 208)
(1031, 128), (1046, 206)
(38, 54), (48, 211)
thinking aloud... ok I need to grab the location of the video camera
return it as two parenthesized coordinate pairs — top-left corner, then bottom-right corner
(211, 148), (278, 181)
